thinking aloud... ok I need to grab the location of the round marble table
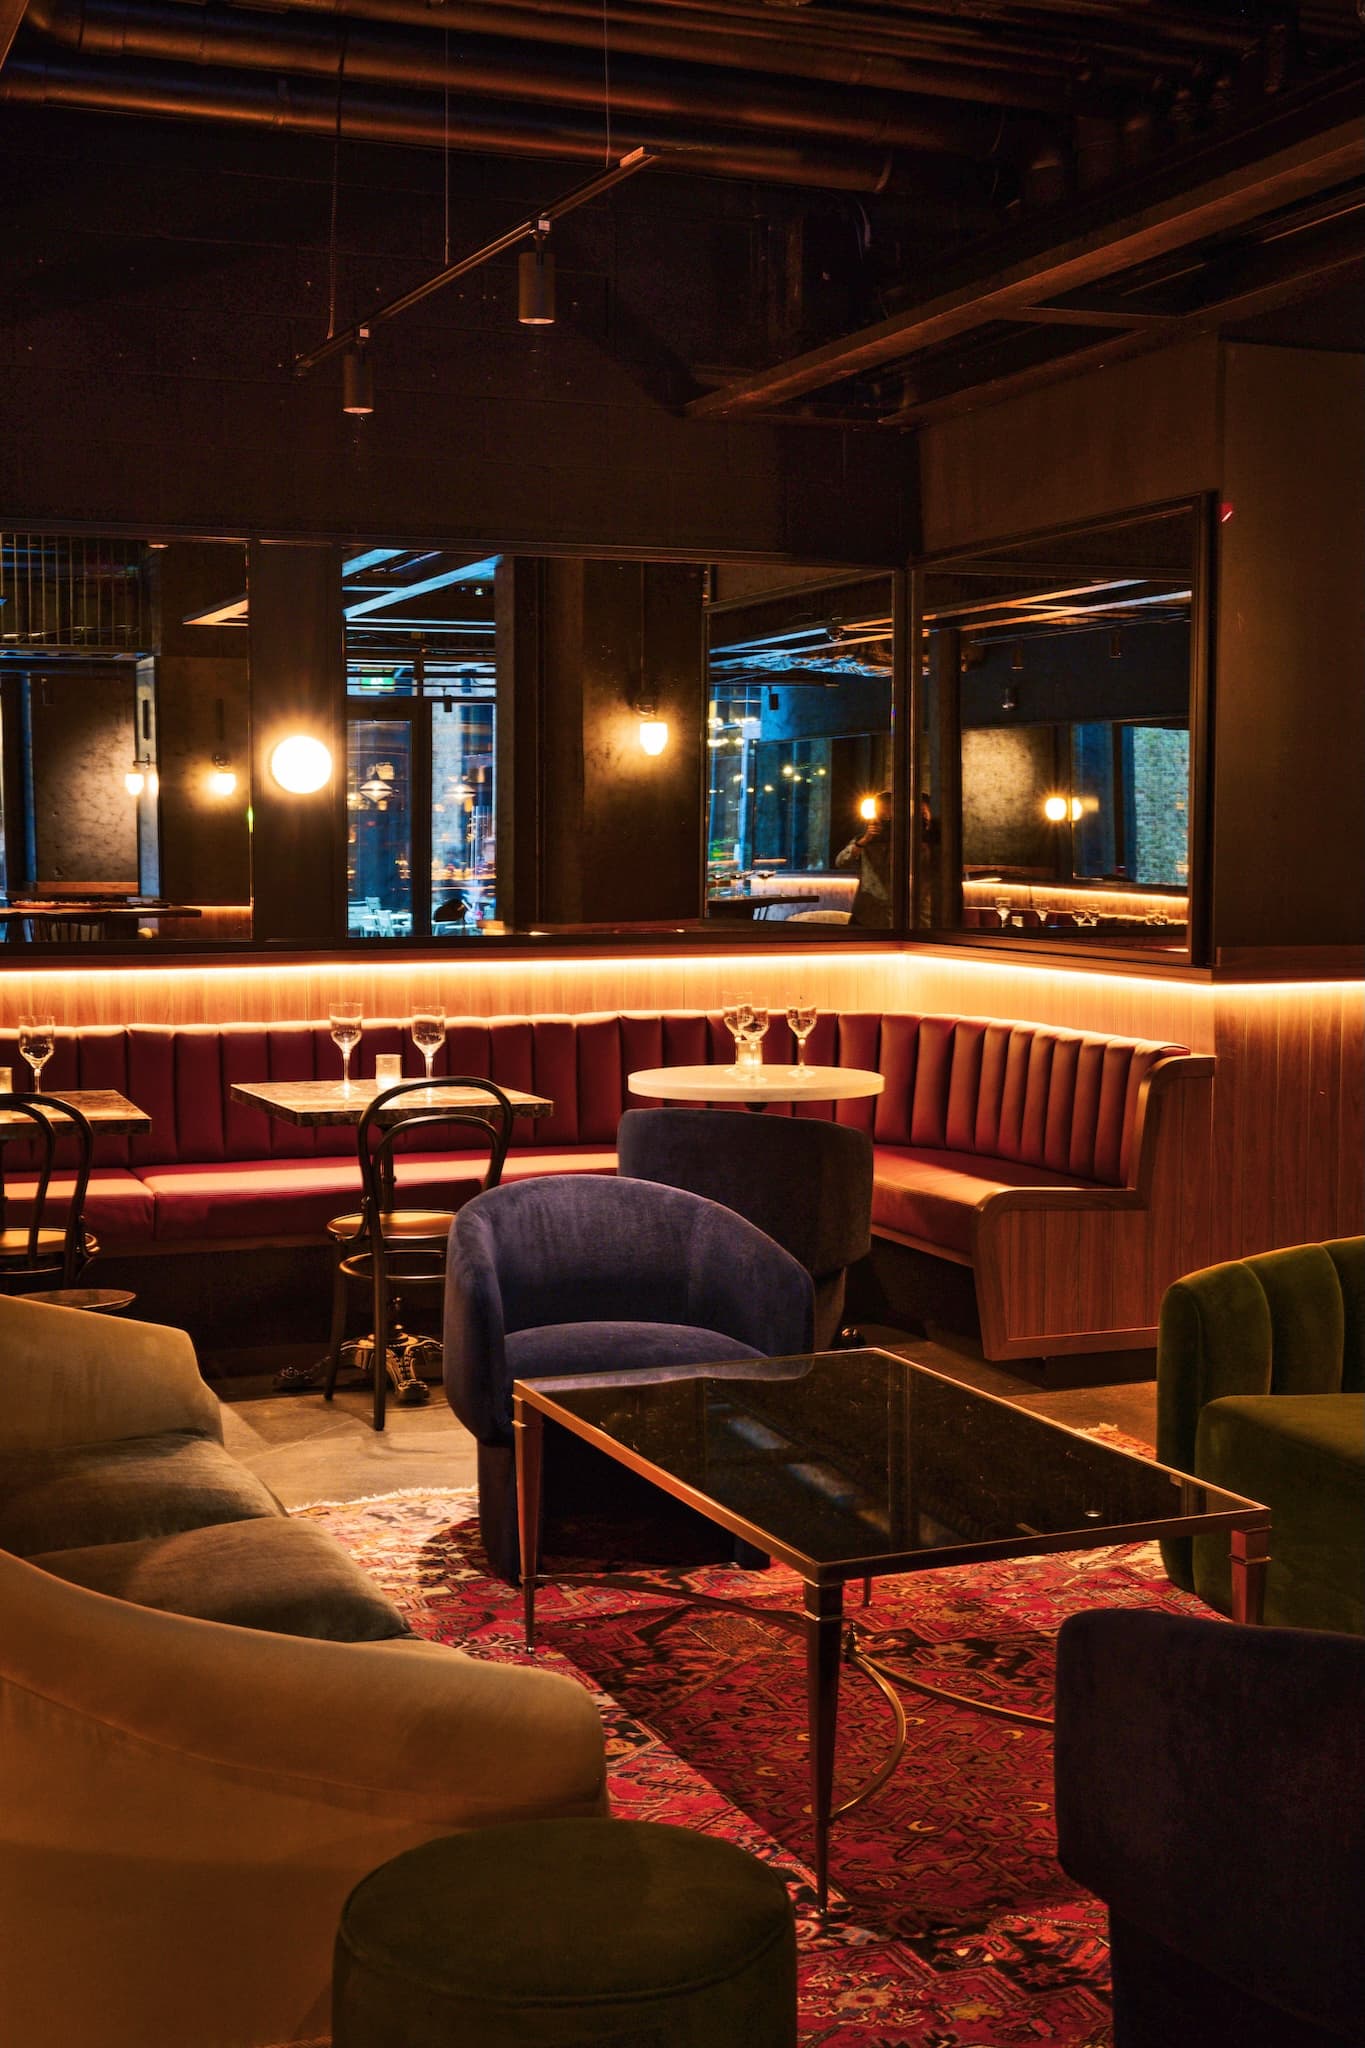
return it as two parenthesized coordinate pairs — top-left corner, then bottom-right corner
(627, 1062), (884, 1107)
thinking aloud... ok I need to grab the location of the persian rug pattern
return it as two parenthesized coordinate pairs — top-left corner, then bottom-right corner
(300, 1481), (1208, 2047)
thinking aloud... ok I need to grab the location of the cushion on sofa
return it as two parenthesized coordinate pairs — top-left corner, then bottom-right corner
(1193, 1392), (1365, 1633)
(0, 1429), (284, 1558)
(2, 1169), (157, 1242)
(870, 1145), (1101, 1255)
(30, 1515), (411, 1640)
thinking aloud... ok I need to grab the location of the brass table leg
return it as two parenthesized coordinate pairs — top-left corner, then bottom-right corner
(514, 1396), (544, 1650)
(1230, 1521), (1271, 1625)
(804, 1580), (844, 1918)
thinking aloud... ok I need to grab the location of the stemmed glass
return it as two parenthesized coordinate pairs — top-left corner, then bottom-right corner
(17, 1013), (56, 1091)
(329, 1002), (363, 1093)
(994, 897), (1011, 928)
(411, 1006), (446, 1089)
(785, 999), (817, 1068)
(721, 989), (755, 1065)
(741, 1003), (770, 1068)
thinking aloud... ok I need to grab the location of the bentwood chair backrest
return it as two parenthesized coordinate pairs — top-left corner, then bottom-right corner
(354, 1078), (516, 1240)
(0, 1094), (96, 1287)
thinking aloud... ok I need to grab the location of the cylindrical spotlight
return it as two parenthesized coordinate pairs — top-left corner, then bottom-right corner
(342, 333), (374, 416)
(518, 238), (555, 326)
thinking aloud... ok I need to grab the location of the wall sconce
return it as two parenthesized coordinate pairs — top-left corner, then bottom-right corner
(124, 763), (146, 797)
(858, 795), (880, 821)
(1043, 794), (1085, 823)
(518, 222), (555, 325)
(270, 734), (333, 794)
(637, 715), (669, 756)
(207, 697), (238, 796)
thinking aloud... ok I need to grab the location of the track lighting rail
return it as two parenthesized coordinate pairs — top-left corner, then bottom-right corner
(293, 144), (655, 376)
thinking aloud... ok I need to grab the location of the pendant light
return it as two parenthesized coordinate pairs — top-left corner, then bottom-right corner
(343, 328), (374, 415)
(518, 224), (555, 326)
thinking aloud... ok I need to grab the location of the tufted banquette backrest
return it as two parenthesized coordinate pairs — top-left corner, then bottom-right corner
(0, 1012), (1190, 1187)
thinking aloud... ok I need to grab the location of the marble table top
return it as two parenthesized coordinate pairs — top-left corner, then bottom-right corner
(626, 1063), (884, 1105)
(230, 1079), (554, 1127)
(0, 1089), (152, 1141)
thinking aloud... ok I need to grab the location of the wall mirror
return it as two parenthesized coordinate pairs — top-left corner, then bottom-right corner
(916, 503), (1203, 959)
(705, 568), (896, 933)
(0, 532), (250, 946)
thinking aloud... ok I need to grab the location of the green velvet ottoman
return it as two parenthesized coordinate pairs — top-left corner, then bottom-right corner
(332, 1819), (798, 2047)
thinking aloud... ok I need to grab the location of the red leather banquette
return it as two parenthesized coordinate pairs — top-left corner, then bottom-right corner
(1, 1011), (1212, 1359)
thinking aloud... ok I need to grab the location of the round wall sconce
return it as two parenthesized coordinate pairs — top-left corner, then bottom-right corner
(270, 734), (333, 794)
(858, 795), (880, 821)
(1043, 794), (1070, 823)
(124, 765), (146, 797)
(207, 762), (238, 798)
(637, 718), (669, 756)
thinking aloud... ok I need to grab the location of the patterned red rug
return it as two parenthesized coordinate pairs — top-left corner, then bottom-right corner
(301, 1477), (1207, 2047)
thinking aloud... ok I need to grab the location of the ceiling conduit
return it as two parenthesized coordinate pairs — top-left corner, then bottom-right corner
(17, 0), (1034, 160)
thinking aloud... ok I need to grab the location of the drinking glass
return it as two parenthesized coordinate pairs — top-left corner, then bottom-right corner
(785, 999), (817, 1068)
(740, 1003), (770, 1069)
(994, 897), (1011, 927)
(17, 1013), (56, 1091)
(329, 1002), (364, 1092)
(411, 1006), (446, 1087)
(721, 989), (754, 1064)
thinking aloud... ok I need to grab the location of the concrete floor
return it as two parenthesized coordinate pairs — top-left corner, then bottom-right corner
(219, 1325), (1157, 1511)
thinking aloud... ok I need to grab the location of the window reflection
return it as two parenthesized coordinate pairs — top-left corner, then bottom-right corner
(706, 573), (893, 926)
(920, 508), (1196, 953)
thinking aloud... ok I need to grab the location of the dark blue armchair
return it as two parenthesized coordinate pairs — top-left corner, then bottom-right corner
(444, 1174), (815, 1581)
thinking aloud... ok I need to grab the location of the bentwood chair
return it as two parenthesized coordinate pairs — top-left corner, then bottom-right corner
(325, 1078), (516, 1433)
(0, 1094), (99, 1294)
(617, 1107), (874, 1349)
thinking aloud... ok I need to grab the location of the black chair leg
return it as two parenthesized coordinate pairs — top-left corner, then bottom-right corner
(323, 1253), (349, 1402)
(371, 1261), (388, 1434)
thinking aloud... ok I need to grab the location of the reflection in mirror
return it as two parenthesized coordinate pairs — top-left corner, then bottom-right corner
(919, 505), (1196, 954)
(341, 550), (498, 939)
(705, 570), (894, 930)
(0, 533), (251, 945)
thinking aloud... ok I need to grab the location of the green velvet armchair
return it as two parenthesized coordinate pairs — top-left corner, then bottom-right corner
(1157, 1237), (1365, 1633)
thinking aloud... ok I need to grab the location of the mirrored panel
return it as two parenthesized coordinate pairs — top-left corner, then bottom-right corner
(0, 532), (251, 945)
(705, 570), (895, 930)
(918, 505), (1198, 956)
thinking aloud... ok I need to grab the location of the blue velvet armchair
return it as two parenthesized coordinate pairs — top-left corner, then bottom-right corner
(444, 1174), (815, 1581)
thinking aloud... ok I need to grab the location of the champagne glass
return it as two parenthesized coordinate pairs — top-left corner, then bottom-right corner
(721, 988), (754, 1063)
(994, 896), (1011, 927)
(411, 1006), (446, 1088)
(329, 1002), (363, 1092)
(17, 1013), (56, 1091)
(785, 999), (817, 1068)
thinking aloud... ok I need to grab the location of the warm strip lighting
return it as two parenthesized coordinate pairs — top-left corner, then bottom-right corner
(269, 735), (333, 794)
(638, 719), (669, 756)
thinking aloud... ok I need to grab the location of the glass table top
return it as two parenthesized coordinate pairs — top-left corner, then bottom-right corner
(517, 1348), (1266, 1579)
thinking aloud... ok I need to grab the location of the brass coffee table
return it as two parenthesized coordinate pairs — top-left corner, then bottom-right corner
(513, 1348), (1270, 1913)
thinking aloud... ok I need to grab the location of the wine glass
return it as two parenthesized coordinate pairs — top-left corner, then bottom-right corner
(721, 989), (754, 1063)
(785, 999), (817, 1069)
(17, 1013), (56, 1091)
(411, 1006), (446, 1088)
(741, 1003), (770, 1067)
(329, 1002), (363, 1092)
(994, 897), (1011, 927)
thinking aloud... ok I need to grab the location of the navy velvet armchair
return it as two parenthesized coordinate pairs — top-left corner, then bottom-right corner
(616, 1108), (874, 1350)
(443, 1174), (815, 1581)
(1054, 1608), (1365, 2048)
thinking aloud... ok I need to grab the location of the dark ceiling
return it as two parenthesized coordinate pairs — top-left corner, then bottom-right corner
(1, 0), (1362, 424)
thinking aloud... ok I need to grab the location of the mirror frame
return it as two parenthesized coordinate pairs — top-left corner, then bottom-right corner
(907, 494), (1214, 970)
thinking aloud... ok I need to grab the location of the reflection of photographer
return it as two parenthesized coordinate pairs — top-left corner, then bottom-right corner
(835, 790), (893, 928)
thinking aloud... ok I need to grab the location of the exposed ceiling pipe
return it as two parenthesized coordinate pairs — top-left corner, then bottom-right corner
(155, 0), (1071, 108)
(19, 0), (1032, 160)
(0, 52), (946, 191)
